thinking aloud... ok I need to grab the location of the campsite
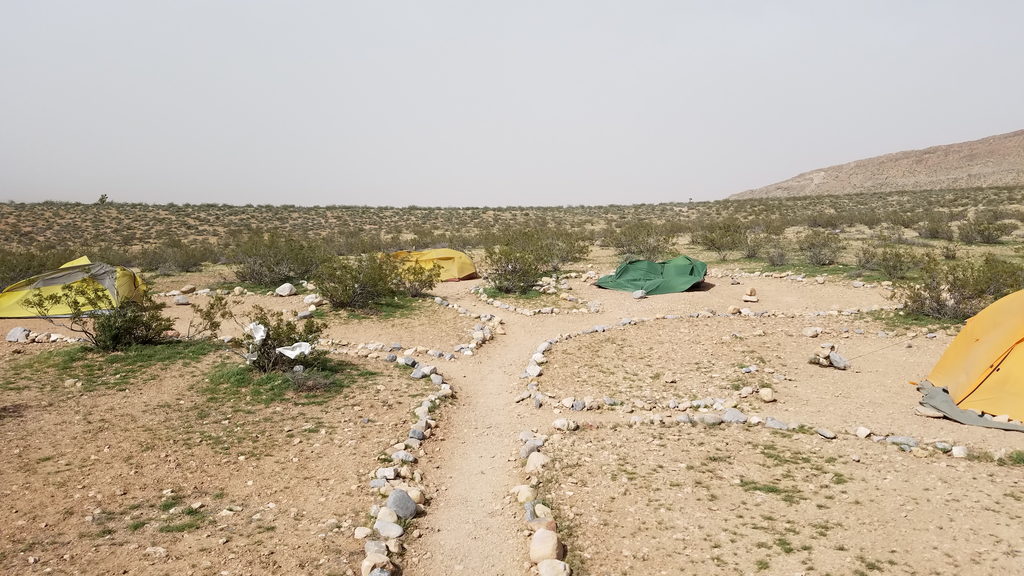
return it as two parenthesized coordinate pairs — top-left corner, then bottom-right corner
(2, 195), (1024, 576)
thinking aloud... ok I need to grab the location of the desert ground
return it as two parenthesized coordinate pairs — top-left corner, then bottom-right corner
(2, 247), (1023, 576)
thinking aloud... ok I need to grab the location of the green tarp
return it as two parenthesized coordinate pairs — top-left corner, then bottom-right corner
(596, 256), (708, 295)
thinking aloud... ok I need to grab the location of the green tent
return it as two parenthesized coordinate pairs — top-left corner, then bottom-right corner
(595, 256), (707, 295)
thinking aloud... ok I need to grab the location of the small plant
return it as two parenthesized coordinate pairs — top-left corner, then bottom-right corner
(23, 282), (173, 351)
(186, 293), (234, 339)
(240, 305), (326, 374)
(874, 244), (918, 280)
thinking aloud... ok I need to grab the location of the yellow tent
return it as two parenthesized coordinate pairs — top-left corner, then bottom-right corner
(392, 249), (478, 282)
(0, 257), (146, 318)
(922, 290), (1024, 422)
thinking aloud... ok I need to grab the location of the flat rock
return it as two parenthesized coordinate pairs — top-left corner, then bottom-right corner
(354, 526), (372, 539)
(816, 428), (837, 439)
(764, 417), (788, 430)
(5, 327), (29, 342)
(951, 445), (968, 458)
(373, 519), (404, 539)
(854, 426), (872, 439)
(722, 408), (747, 424)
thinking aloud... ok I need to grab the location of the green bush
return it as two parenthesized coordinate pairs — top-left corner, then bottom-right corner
(875, 245), (918, 280)
(692, 217), (745, 260)
(483, 244), (542, 294)
(915, 212), (955, 241)
(241, 305), (327, 374)
(230, 231), (327, 286)
(23, 282), (173, 351)
(315, 253), (403, 310)
(0, 247), (76, 288)
(957, 217), (1017, 244)
(606, 221), (675, 261)
(896, 254), (1024, 320)
(397, 260), (443, 297)
(797, 229), (845, 266)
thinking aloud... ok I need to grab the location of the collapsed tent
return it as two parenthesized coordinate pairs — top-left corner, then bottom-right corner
(596, 256), (707, 295)
(917, 290), (1024, 428)
(392, 249), (479, 282)
(0, 256), (146, 318)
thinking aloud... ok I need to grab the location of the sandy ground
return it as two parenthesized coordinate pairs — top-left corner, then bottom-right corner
(2, 266), (1024, 575)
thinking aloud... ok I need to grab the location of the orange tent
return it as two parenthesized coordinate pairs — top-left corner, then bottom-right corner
(922, 290), (1024, 421)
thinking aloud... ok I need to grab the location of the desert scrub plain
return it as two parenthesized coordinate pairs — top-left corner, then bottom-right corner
(1, 187), (1024, 575)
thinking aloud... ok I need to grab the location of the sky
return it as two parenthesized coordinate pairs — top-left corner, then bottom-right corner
(2, 1), (1023, 207)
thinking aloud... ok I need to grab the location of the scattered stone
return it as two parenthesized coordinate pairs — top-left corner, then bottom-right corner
(529, 528), (564, 563)
(552, 418), (579, 432)
(933, 441), (953, 453)
(275, 283), (297, 297)
(802, 327), (822, 338)
(816, 428), (837, 440)
(376, 507), (398, 524)
(699, 414), (723, 426)
(885, 435), (919, 448)
(373, 519), (404, 539)
(764, 417), (788, 430)
(951, 445), (968, 458)
(390, 450), (416, 463)
(385, 489), (417, 520)
(631, 290), (647, 299)
(537, 559), (572, 576)
(524, 451), (551, 473)
(758, 388), (776, 403)
(179, 284), (196, 294)
(722, 408), (747, 424)
(854, 426), (872, 439)
(361, 553), (394, 576)
(173, 295), (190, 306)
(526, 364), (543, 378)
(510, 485), (537, 503)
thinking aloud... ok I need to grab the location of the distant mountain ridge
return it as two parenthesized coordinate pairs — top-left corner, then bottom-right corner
(730, 129), (1024, 199)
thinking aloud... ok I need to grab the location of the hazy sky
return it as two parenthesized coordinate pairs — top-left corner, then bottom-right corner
(2, 1), (1023, 207)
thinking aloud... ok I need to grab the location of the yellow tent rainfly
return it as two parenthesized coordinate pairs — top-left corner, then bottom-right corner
(0, 257), (146, 318)
(917, 290), (1024, 430)
(392, 249), (479, 282)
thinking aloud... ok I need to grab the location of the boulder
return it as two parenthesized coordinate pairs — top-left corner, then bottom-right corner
(275, 283), (297, 297)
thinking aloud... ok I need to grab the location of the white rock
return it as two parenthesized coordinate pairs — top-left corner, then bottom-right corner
(529, 528), (564, 563)
(275, 283), (297, 297)
(524, 451), (551, 473)
(951, 446), (968, 458)
(802, 327), (822, 338)
(758, 388), (775, 403)
(854, 426), (872, 439)
(354, 526), (372, 539)
(376, 506), (398, 523)
(360, 553), (393, 576)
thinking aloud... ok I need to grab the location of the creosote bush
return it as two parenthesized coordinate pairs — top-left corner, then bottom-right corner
(23, 282), (173, 351)
(231, 231), (327, 286)
(606, 221), (675, 261)
(483, 244), (542, 294)
(797, 229), (845, 266)
(242, 306), (327, 374)
(896, 254), (1024, 320)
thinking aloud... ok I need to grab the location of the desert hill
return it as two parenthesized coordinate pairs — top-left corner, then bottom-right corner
(731, 129), (1024, 199)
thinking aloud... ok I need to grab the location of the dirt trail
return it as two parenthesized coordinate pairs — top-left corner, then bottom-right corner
(405, 285), (620, 575)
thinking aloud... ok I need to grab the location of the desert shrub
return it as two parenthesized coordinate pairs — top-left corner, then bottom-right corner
(940, 243), (959, 260)
(765, 243), (788, 266)
(797, 229), (845, 266)
(240, 306), (327, 374)
(135, 238), (219, 274)
(187, 293), (234, 339)
(315, 253), (403, 310)
(23, 282), (173, 351)
(230, 231), (328, 286)
(855, 245), (878, 270)
(529, 227), (592, 272)
(915, 212), (955, 241)
(692, 217), (745, 260)
(957, 217), (1017, 244)
(874, 244), (918, 280)
(0, 247), (77, 288)
(397, 260), (442, 297)
(606, 221), (676, 261)
(896, 254), (1024, 319)
(483, 244), (542, 294)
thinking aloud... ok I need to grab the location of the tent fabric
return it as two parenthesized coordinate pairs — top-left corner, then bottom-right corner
(392, 249), (479, 282)
(917, 383), (1024, 432)
(596, 256), (707, 295)
(919, 289), (1024, 422)
(0, 257), (146, 318)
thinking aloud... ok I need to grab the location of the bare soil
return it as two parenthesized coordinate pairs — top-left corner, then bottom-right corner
(2, 265), (1023, 575)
